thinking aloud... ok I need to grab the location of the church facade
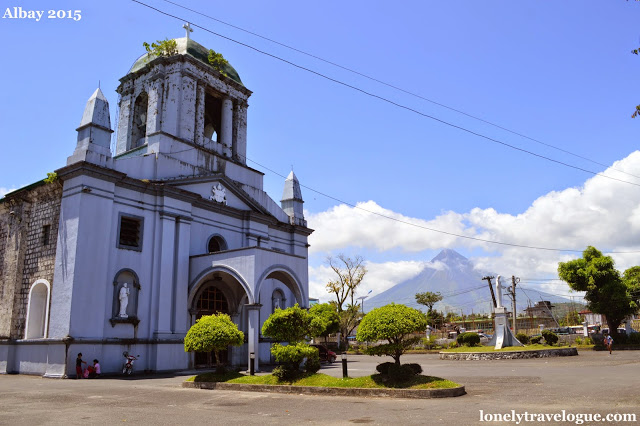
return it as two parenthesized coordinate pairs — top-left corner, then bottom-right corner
(0, 33), (312, 377)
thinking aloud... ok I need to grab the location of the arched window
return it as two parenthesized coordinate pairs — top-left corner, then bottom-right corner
(272, 289), (286, 313)
(131, 92), (149, 148)
(196, 286), (228, 315)
(207, 235), (228, 253)
(24, 280), (51, 339)
(204, 93), (222, 143)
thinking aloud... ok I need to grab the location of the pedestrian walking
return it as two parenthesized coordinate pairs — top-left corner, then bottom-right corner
(604, 334), (613, 354)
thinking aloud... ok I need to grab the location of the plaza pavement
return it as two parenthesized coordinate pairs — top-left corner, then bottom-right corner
(0, 350), (638, 425)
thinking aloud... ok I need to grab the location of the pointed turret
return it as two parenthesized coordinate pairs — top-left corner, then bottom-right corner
(281, 171), (306, 226)
(67, 88), (114, 167)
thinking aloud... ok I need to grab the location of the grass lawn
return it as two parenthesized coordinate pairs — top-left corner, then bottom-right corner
(441, 344), (571, 352)
(187, 371), (460, 389)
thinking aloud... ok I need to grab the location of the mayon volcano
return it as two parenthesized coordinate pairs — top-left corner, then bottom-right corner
(364, 249), (570, 314)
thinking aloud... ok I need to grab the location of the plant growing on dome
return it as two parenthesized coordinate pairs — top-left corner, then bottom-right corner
(208, 49), (229, 77)
(143, 39), (178, 58)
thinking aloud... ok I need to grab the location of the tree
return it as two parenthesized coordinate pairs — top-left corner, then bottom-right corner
(415, 291), (443, 326)
(558, 246), (639, 337)
(261, 305), (318, 380)
(331, 303), (362, 350)
(623, 266), (640, 302)
(356, 304), (427, 366)
(183, 313), (244, 372)
(427, 309), (444, 329)
(308, 303), (340, 341)
(325, 254), (367, 348)
(560, 310), (581, 326)
(326, 254), (366, 309)
(261, 304), (310, 342)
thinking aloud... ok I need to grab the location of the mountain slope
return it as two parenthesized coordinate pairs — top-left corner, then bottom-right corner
(364, 249), (571, 315)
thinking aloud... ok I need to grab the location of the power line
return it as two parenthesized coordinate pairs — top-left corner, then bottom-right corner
(158, 0), (640, 182)
(132, 0), (640, 190)
(129, 1), (640, 254)
(157, 137), (640, 254)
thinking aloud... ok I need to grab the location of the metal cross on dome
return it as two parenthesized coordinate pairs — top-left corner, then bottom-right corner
(183, 22), (193, 39)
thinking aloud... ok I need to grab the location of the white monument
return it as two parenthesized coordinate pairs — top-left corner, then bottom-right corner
(487, 275), (523, 349)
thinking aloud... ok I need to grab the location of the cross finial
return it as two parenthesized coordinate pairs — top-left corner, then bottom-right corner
(183, 22), (193, 39)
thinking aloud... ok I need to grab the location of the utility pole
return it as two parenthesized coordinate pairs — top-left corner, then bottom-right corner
(482, 276), (497, 309)
(507, 276), (519, 335)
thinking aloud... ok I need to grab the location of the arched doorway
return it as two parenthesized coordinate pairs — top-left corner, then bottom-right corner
(193, 284), (229, 367)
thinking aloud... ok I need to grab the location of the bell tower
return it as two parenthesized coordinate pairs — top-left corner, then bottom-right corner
(114, 27), (251, 173)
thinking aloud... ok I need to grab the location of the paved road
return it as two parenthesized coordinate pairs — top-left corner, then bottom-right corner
(1, 350), (638, 425)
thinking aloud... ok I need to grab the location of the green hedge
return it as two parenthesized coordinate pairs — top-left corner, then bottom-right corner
(456, 332), (481, 347)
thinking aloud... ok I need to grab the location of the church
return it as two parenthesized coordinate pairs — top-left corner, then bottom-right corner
(0, 27), (312, 377)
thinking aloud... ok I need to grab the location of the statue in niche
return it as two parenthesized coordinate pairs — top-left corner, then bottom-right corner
(119, 283), (130, 318)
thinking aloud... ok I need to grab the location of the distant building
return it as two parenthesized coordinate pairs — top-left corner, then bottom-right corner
(578, 310), (603, 326)
(524, 301), (555, 318)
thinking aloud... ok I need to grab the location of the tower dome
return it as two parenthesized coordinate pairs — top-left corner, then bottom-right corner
(129, 37), (243, 85)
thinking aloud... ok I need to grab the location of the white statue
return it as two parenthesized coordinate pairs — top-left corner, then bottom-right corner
(495, 275), (504, 309)
(119, 283), (130, 318)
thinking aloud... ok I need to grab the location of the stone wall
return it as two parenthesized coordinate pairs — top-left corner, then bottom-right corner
(439, 347), (578, 360)
(0, 182), (62, 339)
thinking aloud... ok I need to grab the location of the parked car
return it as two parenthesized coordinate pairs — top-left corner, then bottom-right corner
(477, 333), (491, 342)
(311, 344), (337, 363)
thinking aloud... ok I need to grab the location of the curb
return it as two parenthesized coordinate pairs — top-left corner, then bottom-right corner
(182, 381), (466, 399)
(439, 347), (578, 360)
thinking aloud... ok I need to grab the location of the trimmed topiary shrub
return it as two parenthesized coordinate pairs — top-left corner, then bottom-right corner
(405, 363), (423, 375)
(262, 305), (317, 382)
(272, 365), (299, 382)
(541, 330), (558, 346)
(184, 313), (244, 373)
(304, 351), (321, 374)
(356, 304), (427, 366)
(376, 362), (395, 375)
(515, 332), (529, 344)
(388, 364), (416, 382)
(530, 335), (543, 344)
(456, 333), (465, 346)
(462, 332), (480, 346)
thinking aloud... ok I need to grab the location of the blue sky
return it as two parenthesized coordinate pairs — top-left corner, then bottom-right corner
(2, 1), (640, 306)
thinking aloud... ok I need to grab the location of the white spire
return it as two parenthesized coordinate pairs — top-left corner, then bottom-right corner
(282, 170), (303, 202)
(78, 88), (111, 131)
(68, 88), (113, 167)
(281, 171), (305, 226)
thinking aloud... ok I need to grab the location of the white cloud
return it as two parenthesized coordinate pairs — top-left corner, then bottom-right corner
(307, 151), (640, 296)
(309, 260), (426, 302)
(0, 187), (16, 198)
